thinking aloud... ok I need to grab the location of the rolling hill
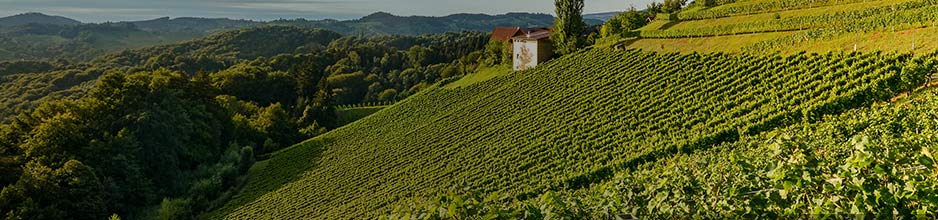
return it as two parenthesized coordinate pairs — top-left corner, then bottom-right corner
(206, 0), (938, 218)
(0, 12), (559, 62)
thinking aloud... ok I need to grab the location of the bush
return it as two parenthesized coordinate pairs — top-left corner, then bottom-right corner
(239, 146), (255, 173)
(158, 198), (191, 220)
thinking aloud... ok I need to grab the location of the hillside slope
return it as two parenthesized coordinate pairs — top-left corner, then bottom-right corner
(215, 49), (936, 219)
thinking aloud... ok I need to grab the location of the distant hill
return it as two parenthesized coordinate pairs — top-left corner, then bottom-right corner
(0, 12), (563, 62)
(0, 12), (81, 27)
(93, 26), (342, 68)
(583, 11), (622, 22)
(0, 23), (202, 61)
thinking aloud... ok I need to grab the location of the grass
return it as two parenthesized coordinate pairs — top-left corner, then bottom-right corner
(443, 65), (512, 89)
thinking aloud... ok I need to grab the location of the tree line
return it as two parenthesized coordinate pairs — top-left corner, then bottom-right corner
(0, 26), (490, 219)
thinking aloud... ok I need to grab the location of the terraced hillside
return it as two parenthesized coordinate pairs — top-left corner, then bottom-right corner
(627, 0), (938, 53)
(212, 49), (936, 219)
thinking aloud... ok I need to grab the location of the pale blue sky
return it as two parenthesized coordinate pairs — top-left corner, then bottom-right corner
(0, 0), (655, 22)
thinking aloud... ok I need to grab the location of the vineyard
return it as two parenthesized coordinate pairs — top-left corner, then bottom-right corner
(214, 48), (937, 219)
(392, 87), (938, 218)
(642, 0), (938, 38)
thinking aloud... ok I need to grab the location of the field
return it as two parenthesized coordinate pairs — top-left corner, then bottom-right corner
(212, 48), (937, 219)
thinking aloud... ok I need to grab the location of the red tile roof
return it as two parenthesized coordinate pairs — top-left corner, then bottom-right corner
(511, 29), (554, 41)
(491, 27), (521, 41)
(491, 27), (554, 41)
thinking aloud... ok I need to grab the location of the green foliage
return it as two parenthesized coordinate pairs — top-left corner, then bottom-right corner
(551, 0), (587, 55)
(378, 89), (399, 102)
(0, 60), (60, 77)
(601, 8), (650, 38)
(0, 24), (495, 219)
(158, 198), (191, 220)
(483, 41), (511, 66)
(662, 0), (689, 13)
(220, 49), (935, 219)
(211, 64), (297, 106)
(0, 70), (267, 218)
(647, 2), (664, 14)
(695, 0), (735, 7)
(0, 28), (489, 126)
(250, 103), (301, 152)
(0, 160), (107, 220)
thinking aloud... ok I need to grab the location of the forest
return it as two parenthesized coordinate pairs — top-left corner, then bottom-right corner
(0, 25), (490, 219)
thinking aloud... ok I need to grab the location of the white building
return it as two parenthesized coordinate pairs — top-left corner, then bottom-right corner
(511, 29), (554, 71)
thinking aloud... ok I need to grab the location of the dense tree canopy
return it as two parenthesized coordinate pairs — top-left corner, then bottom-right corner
(601, 7), (652, 37)
(0, 25), (491, 219)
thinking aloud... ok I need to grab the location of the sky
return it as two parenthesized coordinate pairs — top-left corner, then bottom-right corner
(0, 0), (655, 23)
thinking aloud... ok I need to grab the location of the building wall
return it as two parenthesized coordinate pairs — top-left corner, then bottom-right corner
(536, 39), (554, 63)
(513, 39), (539, 71)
